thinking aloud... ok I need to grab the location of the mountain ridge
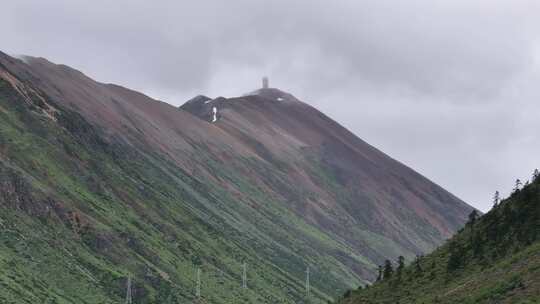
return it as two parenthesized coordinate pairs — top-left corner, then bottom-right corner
(0, 51), (473, 303)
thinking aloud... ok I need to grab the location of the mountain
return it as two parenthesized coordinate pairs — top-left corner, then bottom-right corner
(340, 173), (540, 303)
(0, 51), (473, 303)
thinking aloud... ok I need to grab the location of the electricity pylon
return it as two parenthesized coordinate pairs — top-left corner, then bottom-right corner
(242, 262), (247, 289)
(306, 266), (310, 299)
(196, 267), (201, 298)
(125, 276), (133, 304)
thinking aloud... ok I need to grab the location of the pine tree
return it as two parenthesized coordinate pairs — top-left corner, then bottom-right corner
(414, 255), (423, 274)
(396, 256), (405, 279)
(468, 209), (479, 245)
(383, 260), (393, 280)
(533, 169), (539, 182)
(468, 210), (479, 226)
(513, 179), (523, 193)
(472, 228), (484, 257)
(447, 241), (463, 272)
(493, 191), (500, 208)
(376, 265), (383, 282)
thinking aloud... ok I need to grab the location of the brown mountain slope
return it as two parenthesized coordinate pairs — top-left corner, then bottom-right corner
(181, 88), (472, 256)
(0, 52), (473, 303)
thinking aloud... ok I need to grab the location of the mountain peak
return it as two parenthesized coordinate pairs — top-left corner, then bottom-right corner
(245, 87), (299, 103)
(179, 87), (302, 124)
(180, 94), (212, 111)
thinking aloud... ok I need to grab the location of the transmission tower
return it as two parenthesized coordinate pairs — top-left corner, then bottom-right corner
(305, 266), (310, 298)
(242, 262), (247, 289)
(218, 268), (224, 284)
(196, 267), (201, 298)
(125, 276), (133, 304)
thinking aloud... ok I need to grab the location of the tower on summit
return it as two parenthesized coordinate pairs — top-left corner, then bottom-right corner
(262, 77), (269, 89)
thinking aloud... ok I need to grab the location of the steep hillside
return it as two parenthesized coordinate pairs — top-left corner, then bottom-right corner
(181, 88), (471, 252)
(340, 172), (540, 304)
(0, 51), (472, 303)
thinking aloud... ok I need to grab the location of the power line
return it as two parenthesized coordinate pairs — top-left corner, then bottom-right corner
(181, 261), (318, 302)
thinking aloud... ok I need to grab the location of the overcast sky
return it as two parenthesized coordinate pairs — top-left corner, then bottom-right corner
(3, 0), (540, 211)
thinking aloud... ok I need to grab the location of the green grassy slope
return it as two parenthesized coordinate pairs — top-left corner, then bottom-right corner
(0, 77), (335, 303)
(340, 173), (540, 304)
(0, 51), (473, 304)
(0, 59), (378, 303)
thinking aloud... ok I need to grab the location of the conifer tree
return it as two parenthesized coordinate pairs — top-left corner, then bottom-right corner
(468, 209), (479, 245)
(513, 179), (523, 193)
(533, 169), (539, 182)
(493, 191), (500, 208)
(383, 260), (393, 280)
(429, 260), (437, 279)
(396, 256), (405, 279)
(468, 210), (479, 226)
(414, 255), (423, 274)
(376, 265), (383, 282)
(447, 241), (462, 272)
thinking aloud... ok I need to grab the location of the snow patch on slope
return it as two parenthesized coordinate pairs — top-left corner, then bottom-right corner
(212, 106), (218, 123)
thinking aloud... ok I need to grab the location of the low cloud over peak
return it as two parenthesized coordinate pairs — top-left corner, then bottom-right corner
(3, 0), (540, 211)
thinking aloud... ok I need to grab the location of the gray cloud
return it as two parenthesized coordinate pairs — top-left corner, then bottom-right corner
(3, 0), (540, 211)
